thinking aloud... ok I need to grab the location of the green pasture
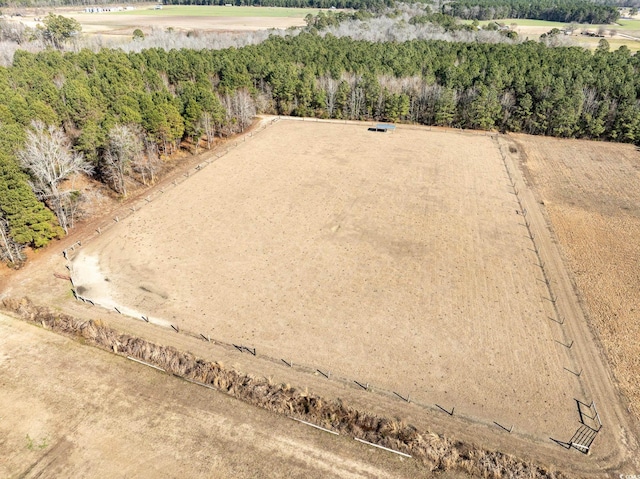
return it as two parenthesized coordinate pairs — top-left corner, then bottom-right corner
(112, 5), (321, 18)
(611, 18), (640, 31)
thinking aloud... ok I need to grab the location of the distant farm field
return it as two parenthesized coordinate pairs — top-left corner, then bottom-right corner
(111, 5), (320, 18)
(18, 4), (316, 35)
(71, 119), (614, 448)
(477, 17), (640, 30)
(473, 17), (640, 50)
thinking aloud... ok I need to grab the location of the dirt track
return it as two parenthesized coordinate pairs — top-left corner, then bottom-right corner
(511, 134), (640, 442)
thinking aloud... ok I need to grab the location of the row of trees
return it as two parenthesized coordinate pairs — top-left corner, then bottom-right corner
(1, 0), (402, 8)
(3, 32), (640, 264)
(444, 0), (620, 24)
(164, 0), (388, 7)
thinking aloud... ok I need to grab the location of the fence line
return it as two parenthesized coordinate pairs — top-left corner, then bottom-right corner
(70, 284), (541, 440)
(127, 356), (166, 372)
(495, 136), (594, 445)
(57, 121), (589, 454)
(61, 117), (281, 264)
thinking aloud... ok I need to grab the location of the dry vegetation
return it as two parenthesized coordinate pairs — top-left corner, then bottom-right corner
(0, 310), (432, 479)
(513, 134), (640, 421)
(2, 297), (569, 479)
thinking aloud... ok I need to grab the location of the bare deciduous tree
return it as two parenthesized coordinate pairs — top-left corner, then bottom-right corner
(0, 216), (24, 267)
(219, 88), (256, 136)
(18, 120), (93, 233)
(102, 124), (144, 196)
(131, 137), (162, 186)
(198, 111), (216, 150)
(318, 75), (339, 118)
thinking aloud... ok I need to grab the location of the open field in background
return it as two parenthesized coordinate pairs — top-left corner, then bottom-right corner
(0, 313), (431, 479)
(111, 5), (321, 18)
(9, 4), (315, 35)
(8, 4), (640, 47)
(477, 17), (640, 30)
(512, 133), (640, 424)
(473, 17), (640, 50)
(69, 5), (313, 34)
(70, 121), (598, 445)
(577, 36), (640, 52)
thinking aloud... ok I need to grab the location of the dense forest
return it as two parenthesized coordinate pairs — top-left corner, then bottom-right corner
(444, 0), (620, 23)
(2, 29), (640, 264)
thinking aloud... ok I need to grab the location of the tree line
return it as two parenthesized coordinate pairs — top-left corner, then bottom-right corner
(443, 0), (620, 24)
(162, 0), (394, 8)
(2, 32), (640, 264)
(0, 0), (402, 9)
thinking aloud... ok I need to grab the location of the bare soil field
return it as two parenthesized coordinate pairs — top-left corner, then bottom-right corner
(68, 12), (307, 35)
(69, 120), (590, 445)
(512, 134), (640, 422)
(0, 312), (432, 479)
(3, 120), (639, 476)
(10, 4), (310, 36)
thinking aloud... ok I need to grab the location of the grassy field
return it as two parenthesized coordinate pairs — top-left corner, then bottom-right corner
(607, 18), (640, 31)
(111, 5), (320, 18)
(476, 18), (567, 27)
(468, 17), (640, 50)
(61, 4), (314, 35)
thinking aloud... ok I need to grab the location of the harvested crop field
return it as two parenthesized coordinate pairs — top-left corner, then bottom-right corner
(14, 5), (314, 36)
(71, 119), (603, 446)
(513, 134), (640, 422)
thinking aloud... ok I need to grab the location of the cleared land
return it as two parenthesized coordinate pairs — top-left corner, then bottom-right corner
(0, 312), (432, 479)
(513, 134), (640, 422)
(13, 5), (315, 35)
(72, 120), (588, 444)
(3, 120), (639, 475)
(111, 5), (320, 18)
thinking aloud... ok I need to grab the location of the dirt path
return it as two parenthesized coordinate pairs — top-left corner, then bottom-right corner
(498, 137), (640, 472)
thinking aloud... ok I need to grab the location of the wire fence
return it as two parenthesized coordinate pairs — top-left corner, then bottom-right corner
(58, 116), (597, 453)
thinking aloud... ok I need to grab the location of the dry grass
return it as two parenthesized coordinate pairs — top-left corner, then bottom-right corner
(3, 296), (569, 479)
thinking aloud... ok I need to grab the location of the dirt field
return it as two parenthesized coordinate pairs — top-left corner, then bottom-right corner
(69, 120), (591, 446)
(3, 120), (639, 476)
(0, 312), (435, 479)
(512, 134), (640, 422)
(11, 4), (312, 36)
